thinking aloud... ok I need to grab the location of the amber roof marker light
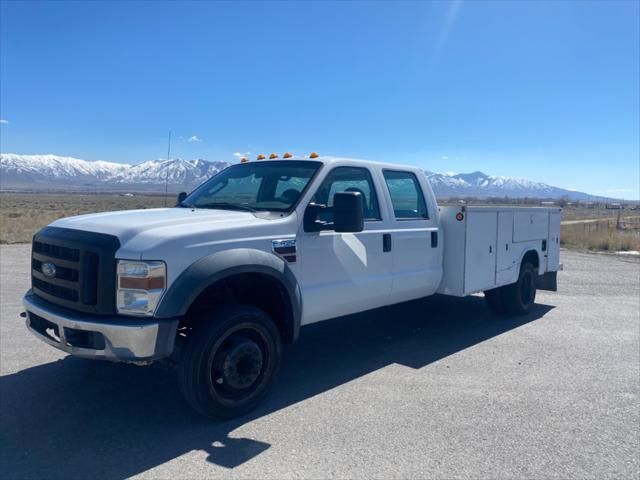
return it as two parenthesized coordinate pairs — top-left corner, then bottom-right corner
(269, 153), (278, 159)
(283, 152), (293, 159)
(240, 157), (249, 163)
(309, 152), (319, 159)
(256, 154), (266, 160)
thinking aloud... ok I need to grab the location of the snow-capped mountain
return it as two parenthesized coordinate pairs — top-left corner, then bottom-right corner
(424, 170), (587, 199)
(0, 154), (231, 192)
(0, 153), (597, 199)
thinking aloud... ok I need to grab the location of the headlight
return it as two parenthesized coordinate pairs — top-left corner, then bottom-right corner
(116, 260), (166, 316)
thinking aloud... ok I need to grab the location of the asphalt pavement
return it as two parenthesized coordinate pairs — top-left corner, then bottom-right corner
(1, 245), (638, 479)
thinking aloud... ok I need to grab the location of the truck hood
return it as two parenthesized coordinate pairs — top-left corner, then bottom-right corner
(50, 207), (271, 257)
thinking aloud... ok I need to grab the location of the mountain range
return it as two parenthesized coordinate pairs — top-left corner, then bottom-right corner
(0, 153), (600, 200)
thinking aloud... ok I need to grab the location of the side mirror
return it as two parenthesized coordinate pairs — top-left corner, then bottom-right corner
(333, 192), (364, 233)
(176, 191), (188, 207)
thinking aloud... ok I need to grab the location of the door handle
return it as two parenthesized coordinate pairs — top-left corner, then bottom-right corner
(383, 233), (392, 252)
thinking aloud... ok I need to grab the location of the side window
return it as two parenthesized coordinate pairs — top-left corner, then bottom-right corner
(383, 170), (429, 220)
(312, 167), (381, 221)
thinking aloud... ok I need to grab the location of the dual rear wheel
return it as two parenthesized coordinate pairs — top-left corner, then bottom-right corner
(485, 262), (537, 315)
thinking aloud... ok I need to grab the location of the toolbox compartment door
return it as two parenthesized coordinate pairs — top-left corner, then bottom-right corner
(496, 211), (518, 285)
(513, 211), (549, 242)
(547, 210), (561, 271)
(464, 211), (497, 293)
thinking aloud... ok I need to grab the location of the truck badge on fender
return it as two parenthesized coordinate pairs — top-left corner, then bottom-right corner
(272, 239), (297, 263)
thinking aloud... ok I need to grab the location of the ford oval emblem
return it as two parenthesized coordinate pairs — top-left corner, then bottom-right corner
(41, 262), (57, 279)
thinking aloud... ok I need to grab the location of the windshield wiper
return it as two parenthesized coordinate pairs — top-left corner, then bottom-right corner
(196, 202), (257, 213)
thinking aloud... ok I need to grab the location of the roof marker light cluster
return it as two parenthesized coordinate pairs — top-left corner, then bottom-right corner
(241, 152), (320, 162)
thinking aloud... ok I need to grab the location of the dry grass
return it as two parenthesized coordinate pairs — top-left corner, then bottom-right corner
(0, 193), (166, 244)
(2, 193), (640, 253)
(560, 207), (631, 221)
(561, 218), (640, 252)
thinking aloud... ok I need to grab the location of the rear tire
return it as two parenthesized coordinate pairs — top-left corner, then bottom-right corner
(501, 262), (537, 315)
(179, 305), (282, 419)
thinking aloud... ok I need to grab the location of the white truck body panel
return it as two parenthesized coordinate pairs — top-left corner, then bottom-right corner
(548, 210), (561, 271)
(296, 157), (443, 324)
(464, 211), (498, 293)
(437, 206), (561, 296)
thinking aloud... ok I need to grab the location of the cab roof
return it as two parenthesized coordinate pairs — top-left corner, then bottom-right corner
(246, 155), (422, 174)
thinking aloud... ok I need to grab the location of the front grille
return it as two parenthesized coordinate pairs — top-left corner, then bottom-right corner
(33, 241), (80, 261)
(31, 227), (120, 314)
(33, 277), (79, 302)
(32, 258), (79, 282)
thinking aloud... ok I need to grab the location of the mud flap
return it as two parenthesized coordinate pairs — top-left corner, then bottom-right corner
(536, 271), (558, 292)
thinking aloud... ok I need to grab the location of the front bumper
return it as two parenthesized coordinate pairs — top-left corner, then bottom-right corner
(22, 290), (179, 363)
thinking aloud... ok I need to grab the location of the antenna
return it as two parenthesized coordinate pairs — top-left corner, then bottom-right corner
(163, 130), (172, 207)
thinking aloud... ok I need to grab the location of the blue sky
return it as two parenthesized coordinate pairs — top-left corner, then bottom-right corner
(1, 0), (638, 199)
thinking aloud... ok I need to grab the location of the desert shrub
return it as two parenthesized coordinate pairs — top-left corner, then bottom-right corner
(0, 193), (166, 244)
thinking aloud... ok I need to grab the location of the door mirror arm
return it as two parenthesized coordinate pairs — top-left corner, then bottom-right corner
(303, 203), (334, 232)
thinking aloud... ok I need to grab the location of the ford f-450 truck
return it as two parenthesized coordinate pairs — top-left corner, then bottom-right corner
(22, 156), (561, 418)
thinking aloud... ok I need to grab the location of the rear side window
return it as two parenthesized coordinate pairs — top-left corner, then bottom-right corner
(383, 170), (429, 220)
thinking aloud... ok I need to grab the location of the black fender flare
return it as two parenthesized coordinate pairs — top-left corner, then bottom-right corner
(155, 248), (302, 343)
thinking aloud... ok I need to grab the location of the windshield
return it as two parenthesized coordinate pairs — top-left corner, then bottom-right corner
(182, 160), (322, 213)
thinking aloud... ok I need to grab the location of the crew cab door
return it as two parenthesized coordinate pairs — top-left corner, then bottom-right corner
(297, 166), (393, 324)
(381, 170), (443, 303)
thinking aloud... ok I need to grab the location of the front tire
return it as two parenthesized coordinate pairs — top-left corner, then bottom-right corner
(179, 305), (282, 419)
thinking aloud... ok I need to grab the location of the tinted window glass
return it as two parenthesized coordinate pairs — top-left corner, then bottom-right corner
(383, 170), (429, 219)
(274, 174), (310, 204)
(183, 161), (321, 212)
(312, 167), (381, 221)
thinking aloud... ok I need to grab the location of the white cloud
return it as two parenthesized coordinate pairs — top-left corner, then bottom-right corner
(0, 119), (8, 125)
(441, 155), (449, 160)
(187, 135), (203, 143)
(233, 151), (251, 158)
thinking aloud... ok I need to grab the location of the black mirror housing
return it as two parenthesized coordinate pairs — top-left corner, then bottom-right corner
(303, 192), (364, 233)
(303, 203), (324, 232)
(176, 191), (188, 207)
(333, 192), (364, 233)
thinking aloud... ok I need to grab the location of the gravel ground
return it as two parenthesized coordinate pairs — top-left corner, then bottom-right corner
(1, 245), (638, 479)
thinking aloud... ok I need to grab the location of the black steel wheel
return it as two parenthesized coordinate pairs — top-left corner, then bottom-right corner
(179, 305), (281, 419)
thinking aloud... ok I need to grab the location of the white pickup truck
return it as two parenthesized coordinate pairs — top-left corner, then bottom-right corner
(22, 156), (561, 418)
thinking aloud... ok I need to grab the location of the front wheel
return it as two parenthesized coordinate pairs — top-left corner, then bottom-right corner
(179, 305), (282, 419)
